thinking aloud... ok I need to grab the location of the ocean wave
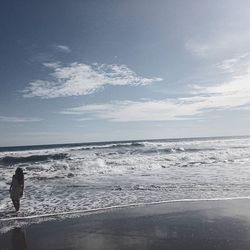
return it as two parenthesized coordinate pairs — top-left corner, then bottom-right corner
(0, 153), (68, 165)
(131, 147), (215, 155)
(75, 142), (145, 151)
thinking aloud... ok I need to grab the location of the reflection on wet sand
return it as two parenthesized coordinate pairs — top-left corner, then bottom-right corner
(12, 228), (27, 250)
(1, 200), (250, 250)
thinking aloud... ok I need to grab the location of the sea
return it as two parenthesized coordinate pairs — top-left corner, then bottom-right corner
(1, 136), (250, 231)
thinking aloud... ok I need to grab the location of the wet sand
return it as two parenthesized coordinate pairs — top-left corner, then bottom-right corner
(1, 199), (250, 250)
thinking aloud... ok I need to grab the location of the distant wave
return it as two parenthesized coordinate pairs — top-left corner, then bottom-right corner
(75, 142), (145, 151)
(0, 153), (68, 165)
(179, 147), (216, 153)
(73, 142), (216, 154)
(132, 147), (216, 155)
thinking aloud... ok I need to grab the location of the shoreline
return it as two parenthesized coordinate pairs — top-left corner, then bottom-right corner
(1, 196), (250, 222)
(1, 199), (250, 249)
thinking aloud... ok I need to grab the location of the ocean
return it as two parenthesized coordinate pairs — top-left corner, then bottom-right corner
(0, 136), (250, 231)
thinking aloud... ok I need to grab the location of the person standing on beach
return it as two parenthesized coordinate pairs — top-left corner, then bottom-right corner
(9, 167), (24, 211)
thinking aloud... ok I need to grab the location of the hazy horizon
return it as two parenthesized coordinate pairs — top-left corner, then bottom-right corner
(0, 134), (249, 149)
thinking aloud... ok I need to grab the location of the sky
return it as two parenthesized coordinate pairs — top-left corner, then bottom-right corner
(1, 0), (250, 146)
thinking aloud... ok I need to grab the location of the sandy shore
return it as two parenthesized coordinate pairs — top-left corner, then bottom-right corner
(1, 199), (250, 250)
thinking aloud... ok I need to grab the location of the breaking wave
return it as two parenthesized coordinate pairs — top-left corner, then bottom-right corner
(74, 142), (145, 151)
(0, 153), (68, 165)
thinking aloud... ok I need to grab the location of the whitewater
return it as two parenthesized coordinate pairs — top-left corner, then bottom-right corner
(0, 136), (250, 230)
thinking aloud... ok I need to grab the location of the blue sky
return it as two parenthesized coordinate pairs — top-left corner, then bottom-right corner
(1, 0), (250, 146)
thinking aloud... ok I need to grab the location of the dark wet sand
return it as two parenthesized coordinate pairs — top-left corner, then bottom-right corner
(1, 199), (250, 250)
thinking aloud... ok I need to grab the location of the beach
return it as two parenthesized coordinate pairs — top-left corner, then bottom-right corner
(1, 199), (250, 250)
(1, 137), (250, 220)
(1, 0), (250, 248)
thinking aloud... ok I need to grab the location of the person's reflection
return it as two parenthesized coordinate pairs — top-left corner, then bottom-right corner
(11, 227), (27, 250)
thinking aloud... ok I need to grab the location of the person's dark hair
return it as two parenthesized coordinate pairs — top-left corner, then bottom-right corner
(15, 167), (24, 185)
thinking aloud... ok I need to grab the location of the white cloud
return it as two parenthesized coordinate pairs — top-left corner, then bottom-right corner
(54, 44), (71, 53)
(22, 62), (162, 98)
(61, 86), (250, 122)
(216, 53), (250, 74)
(42, 62), (61, 69)
(61, 54), (250, 122)
(61, 100), (203, 121)
(0, 116), (42, 123)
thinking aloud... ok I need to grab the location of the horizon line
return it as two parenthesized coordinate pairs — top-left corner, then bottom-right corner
(0, 134), (249, 151)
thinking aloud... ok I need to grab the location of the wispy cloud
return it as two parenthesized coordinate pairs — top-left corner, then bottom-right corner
(60, 86), (250, 121)
(61, 100), (202, 121)
(54, 44), (71, 53)
(0, 116), (42, 123)
(61, 53), (250, 122)
(22, 62), (162, 98)
(216, 53), (250, 74)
